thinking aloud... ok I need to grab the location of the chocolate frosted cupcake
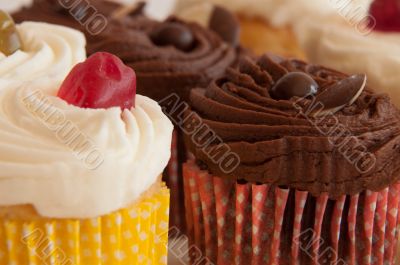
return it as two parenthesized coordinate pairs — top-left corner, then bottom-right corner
(183, 54), (400, 264)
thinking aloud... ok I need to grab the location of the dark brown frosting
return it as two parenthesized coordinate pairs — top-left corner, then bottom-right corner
(87, 16), (238, 103)
(186, 55), (400, 197)
(13, 0), (121, 33)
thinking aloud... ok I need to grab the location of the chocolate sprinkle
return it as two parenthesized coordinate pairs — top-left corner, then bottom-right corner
(270, 72), (319, 100)
(209, 5), (240, 47)
(150, 22), (195, 52)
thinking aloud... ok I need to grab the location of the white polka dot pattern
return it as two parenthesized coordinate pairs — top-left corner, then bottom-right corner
(0, 185), (170, 265)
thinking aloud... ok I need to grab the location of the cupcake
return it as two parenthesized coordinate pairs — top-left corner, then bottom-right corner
(0, 52), (173, 264)
(175, 0), (374, 59)
(0, 11), (85, 85)
(295, 0), (400, 109)
(85, 10), (241, 232)
(182, 54), (400, 264)
(174, 0), (304, 57)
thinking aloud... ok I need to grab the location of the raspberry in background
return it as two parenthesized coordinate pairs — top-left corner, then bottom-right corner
(369, 0), (400, 32)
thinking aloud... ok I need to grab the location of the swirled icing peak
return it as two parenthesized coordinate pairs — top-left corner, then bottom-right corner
(0, 21), (86, 84)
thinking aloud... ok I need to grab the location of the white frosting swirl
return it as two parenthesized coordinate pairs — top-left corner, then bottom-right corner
(175, 0), (373, 27)
(295, 21), (400, 107)
(106, 0), (177, 20)
(0, 22), (86, 85)
(0, 0), (32, 13)
(0, 80), (173, 218)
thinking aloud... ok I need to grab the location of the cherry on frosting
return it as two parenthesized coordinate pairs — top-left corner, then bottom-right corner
(58, 52), (136, 109)
(369, 0), (400, 32)
(270, 72), (319, 100)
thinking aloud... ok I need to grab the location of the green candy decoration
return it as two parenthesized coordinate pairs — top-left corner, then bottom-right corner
(0, 11), (21, 56)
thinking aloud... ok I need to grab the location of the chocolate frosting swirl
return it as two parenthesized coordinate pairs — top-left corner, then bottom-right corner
(186, 55), (400, 197)
(87, 16), (238, 102)
(13, 0), (121, 32)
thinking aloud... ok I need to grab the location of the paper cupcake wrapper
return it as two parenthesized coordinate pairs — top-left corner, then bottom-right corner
(0, 185), (170, 265)
(166, 129), (186, 232)
(183, 160), (400, 265)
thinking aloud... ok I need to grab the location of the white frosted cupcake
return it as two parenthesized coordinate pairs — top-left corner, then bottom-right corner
(0, 11), (85, 85)
(0, 52), (173, 264)
(174, 0), (372, 58)
(295, 0), (400, 108)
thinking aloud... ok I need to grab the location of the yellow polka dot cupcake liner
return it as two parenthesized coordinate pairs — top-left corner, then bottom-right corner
(0, 185), (170, 265)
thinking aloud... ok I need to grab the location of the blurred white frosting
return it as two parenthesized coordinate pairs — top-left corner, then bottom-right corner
(106, 0), (177, 20)
(295, 20), (400, 107)
(0, 0), (32, 13)
(175, 0), (373, 26)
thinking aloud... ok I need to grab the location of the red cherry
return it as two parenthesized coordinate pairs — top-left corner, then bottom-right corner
(58, 52), (136, 109)
(369, 0), (400, 32)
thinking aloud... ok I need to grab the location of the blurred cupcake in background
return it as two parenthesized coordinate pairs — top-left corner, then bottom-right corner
(0, 52), (173, 264)
(295, 0), (400, 108)
(0, 10), (85, 85)
(12, 0), (180, 36)
(174, 0), (301, 58)
(106, 0), (178, 21)
(175, 0), (372, 58)
(183, 54), (400, 264)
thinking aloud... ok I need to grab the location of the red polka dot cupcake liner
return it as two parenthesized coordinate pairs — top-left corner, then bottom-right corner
(183, 160), (400, 265)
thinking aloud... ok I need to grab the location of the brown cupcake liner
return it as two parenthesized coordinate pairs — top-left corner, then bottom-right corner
(165, 129), (186, 233)
(183, 159), (400, 265)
